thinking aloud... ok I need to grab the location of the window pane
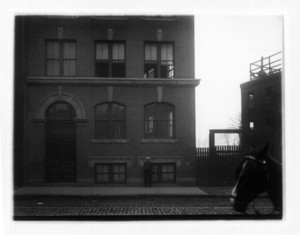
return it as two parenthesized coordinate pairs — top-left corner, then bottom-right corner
(161, 44), (174, 78)
(47, 42), (59, 59)
(161, 63), (174, 79)
(161, 164), (175, 181)
(97, 174), (109, 182)
(160, 120), (170, 138)
(145, 117), (153, 134)
(161, 173), (168, 181)
(162, 173), (174, 181)
(111, 104), (125, 119)
(96, 43), (109, 60)
(168, 164), (174, 172)
(95, 103), (126, 139)
(119, 165), (125, 173)
(249, 92), (254, 108)
(161, 44), (173, 60)
(47, 60), (60, 76)
(169, 119), (174, 138)
(159, 104), (173, 119)
(162, 164), (168, 172)
(46, 102), (76, 119)
(95, 121), (109, 138)
(112, 121), (125, 138)
(63, 42), (76, 59)
(63, 60), (76, 76)
(112, 43), (125, 60)
(145, 44), (157, 61)
(113, 174), (120, 181)
(95, 62), (109, 77)
(144, 63), (157, 78)
(112, 165), (120, 173)
(99, 165), (109, 173)
(144, 103), (174, 138)
(145, 118), (158, 137)
(95, 164), (126, 183)
(162, 119), (174, 138)
(113, 173), (125, 182)
(161, 45), (167, 61)
(95, 103), (109, 119)
(112, 63), (125, 77)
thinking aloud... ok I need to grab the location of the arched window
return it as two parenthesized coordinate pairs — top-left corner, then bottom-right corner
(95, 102), (126, 139)
(46, 102), (76, 120)
(144, 102), (175, 138)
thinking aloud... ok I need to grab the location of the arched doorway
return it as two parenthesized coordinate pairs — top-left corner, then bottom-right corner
(45, 102), (76, 183)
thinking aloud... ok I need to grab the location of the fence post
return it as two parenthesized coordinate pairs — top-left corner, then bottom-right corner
(209, 131), (215, 186)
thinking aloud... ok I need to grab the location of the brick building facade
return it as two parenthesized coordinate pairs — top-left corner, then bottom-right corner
(240, 53), (282, 161)
(14, 16), (200, 186)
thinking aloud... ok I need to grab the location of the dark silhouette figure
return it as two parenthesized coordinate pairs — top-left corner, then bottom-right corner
(231, 143), (282, 214)
(144, 157), (152, 187)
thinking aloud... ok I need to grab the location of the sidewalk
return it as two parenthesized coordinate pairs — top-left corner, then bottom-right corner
(14, 186), (233, 198)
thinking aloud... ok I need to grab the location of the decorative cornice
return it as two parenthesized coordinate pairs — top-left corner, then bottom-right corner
(27, 77), (200, 87)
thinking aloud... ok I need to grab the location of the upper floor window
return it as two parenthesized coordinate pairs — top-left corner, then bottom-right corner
(95, 41), (126, 78)
(144, 42), (174, 79)
(46, 40), (76, 76)
(95, 102), (126, 139)
(248, 92), (254, 108)
(144, 102), (175, 138)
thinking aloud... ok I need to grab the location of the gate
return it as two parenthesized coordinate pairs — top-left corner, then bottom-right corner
(196, 128), (282, 186)
(196, 146), (243, 186)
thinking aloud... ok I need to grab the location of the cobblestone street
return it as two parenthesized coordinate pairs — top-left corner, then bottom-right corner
(14, 196), (281, 219)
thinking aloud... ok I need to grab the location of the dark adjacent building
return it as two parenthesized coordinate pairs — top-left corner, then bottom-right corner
(240, 52), (282, 161)
(14, 16), (200, 187)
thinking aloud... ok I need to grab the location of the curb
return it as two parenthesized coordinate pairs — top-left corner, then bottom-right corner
(14, 194), (269, 199)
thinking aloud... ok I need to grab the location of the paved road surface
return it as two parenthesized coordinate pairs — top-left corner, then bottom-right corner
(14, 196), (281, 219)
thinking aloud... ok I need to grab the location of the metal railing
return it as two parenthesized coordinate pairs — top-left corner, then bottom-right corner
(250, 52), (282, 81)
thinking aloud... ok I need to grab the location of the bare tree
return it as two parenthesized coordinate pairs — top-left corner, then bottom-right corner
(223, 133), (230, 145)
(223, 112), (242, 146)
(229, 112), (242, 130)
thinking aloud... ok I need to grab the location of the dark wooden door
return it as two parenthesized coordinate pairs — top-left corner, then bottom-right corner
(46, 121), (76, 183)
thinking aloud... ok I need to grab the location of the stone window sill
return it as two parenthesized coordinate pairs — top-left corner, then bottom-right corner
(141, 138), (178, 143)
(91, 139), (130, 144)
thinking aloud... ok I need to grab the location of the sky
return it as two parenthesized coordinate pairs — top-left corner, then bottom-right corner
(194, 15), (283, 147)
